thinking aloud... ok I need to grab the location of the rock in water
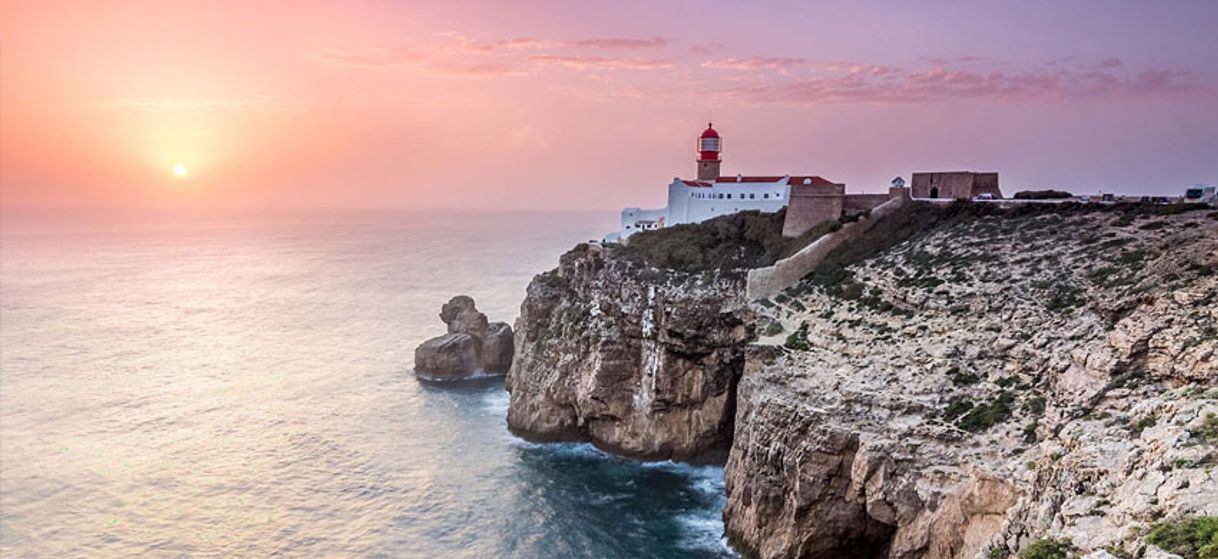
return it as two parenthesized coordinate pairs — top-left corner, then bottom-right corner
(506, 243), (752, 462)
(413, 296), (514, 380)
(413, 332), (480, 379)
(481, 322), (514, 374)
(441, 295), (489, 339)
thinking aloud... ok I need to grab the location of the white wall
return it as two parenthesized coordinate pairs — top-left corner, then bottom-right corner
(666, 179), (789, 225)
(609, 178), (791, 241)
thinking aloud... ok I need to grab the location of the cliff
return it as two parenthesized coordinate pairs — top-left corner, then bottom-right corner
(727, 204), (1218, 558)
(505, 243), (753, 461)
(507, 202), (1217, 558)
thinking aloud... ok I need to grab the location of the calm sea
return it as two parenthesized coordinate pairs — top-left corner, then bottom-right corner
(0, 209), (737, 558)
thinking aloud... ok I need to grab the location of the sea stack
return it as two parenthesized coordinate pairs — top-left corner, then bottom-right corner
(414, 295), (514, 380)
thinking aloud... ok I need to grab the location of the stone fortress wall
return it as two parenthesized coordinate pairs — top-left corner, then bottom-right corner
(749, 189), (912, 300)
(911, 171), (1001, 200)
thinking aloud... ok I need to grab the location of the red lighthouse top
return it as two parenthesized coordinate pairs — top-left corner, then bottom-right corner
(697, 122), (721, 161)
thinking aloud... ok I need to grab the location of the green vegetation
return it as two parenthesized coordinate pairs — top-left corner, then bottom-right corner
(1023, 419), (1040, 443)
(944, 398), (975, 421)
(957, 391), (1016, 432)
(1193, 412), (1218, 444)
(762, 321), (784, 336)
(783, 322), (811, 351)
(1087, 248), (1152, 290)
(944, 391), (1017, 432)
(1044, 284), (1086, 313)
(1023, 394), (1046, 416)
(1019, 537), (1074, 559)
(611, 209), (840, 272)
(949, 366), (981, 386)
(1130, 415), (1157, 436)
(1102, 544), (1133, 559)
(1014, 190), (1074, 200)
(1146, 516), (1218, 559)
(1139, 220), (1169, 231)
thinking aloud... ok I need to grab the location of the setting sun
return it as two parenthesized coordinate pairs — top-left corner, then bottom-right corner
(172, 163), (187, 178)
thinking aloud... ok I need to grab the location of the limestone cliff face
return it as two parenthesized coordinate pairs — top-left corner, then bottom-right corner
(506, 243), (753, 462)
(726, 207), (1218, 558)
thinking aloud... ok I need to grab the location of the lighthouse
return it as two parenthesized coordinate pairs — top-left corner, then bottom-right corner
(605, 122), (842, 243)
(696, 123), (722, 181)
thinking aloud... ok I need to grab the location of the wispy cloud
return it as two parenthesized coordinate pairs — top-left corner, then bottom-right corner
(477, 36), (671, 51)
(529, 55), (673, 71)
(719, 61), (1211, 105)
(701, 57), (808, 72)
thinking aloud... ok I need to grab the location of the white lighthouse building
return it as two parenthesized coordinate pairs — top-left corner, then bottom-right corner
(606, 123), (835, 242)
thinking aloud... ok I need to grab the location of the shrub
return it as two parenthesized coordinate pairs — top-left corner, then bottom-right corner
(1023, 419), (1040, 443)
(763, 322), (784, 336)
(1139, 220), (1169, 231)
(1014, 190), (1074, 200)
(1194, 412), (1218, 444)
(957, 391), (1016, 432)
(1146, 516), (1218, 559)
(1019, 537), (1074, 559)
(784, 322), (811, 351)
(951, 367), (981, 386)
(1023, 395), (1047, 416)
(944, 398), (974, 421)
(1130, 415), (1157, 436)
(613, 208), (838, 272)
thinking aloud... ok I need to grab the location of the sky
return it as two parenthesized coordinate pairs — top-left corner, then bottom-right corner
(2, 0), (1217, 211)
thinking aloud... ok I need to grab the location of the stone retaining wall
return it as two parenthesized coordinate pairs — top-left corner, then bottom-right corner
(747, 192), (911, 300)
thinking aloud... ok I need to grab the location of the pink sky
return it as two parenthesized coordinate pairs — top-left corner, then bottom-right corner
(3, 0), (1217, 210)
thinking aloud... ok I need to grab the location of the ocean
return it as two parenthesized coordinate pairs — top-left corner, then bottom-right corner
(0, 209), (738, 558)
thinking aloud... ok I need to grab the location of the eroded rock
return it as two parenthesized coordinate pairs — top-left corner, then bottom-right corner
(506, 243), (753, 462)
(413, 295), (514, 379)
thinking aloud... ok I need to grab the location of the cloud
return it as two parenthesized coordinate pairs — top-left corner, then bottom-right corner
(1100, 57), (1123, 68)
(481, 36), (670, 51)
(529, 55), (673, 71)
(718, 62), (1211, 105)
(701, 57), (809, 72)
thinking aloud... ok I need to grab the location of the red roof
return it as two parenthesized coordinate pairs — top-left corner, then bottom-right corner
(700, 123), (719, 139)
(715, 175), (836, 185)
(680, 175), (837, 187)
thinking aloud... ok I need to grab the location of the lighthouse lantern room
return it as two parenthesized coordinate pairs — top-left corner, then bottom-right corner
(696, 123), (722, 181)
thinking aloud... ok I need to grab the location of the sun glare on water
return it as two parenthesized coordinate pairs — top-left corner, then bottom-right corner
(173, 163), (187, 177)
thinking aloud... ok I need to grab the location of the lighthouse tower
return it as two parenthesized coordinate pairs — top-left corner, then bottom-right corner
(696, 123), (722, 181)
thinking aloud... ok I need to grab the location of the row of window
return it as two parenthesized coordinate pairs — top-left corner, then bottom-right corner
(690, 191), (781, 200)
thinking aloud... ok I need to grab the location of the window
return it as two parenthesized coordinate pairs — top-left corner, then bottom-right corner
(727, 193), (732, 199)
(763, 193), (769, 199)
(718, 193), (724, 199)
(750, 193), (755, 199)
